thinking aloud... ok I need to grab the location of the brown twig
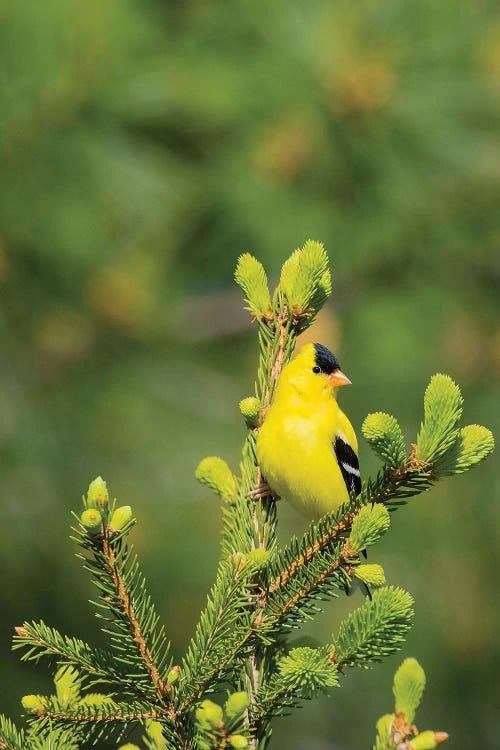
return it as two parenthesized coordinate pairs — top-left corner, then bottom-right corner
(101, 535), (173, 717)
(36, 708), (162, 723)
(268, 512), (356, 595)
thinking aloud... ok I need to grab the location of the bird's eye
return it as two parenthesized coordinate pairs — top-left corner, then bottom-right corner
(312, 366), (321, 374)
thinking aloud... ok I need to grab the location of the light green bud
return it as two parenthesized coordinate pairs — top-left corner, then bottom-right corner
(224, 691), (250, 722)
(146, 719), (167, 749)
(229, 736), (248, 749)
(195, 699), (223, 729)
(86, 476), (109, 507)
(393, 658), (426, 724)
(80, 508), (102, 534)
(234, 253), (272, 319)
(435, 424), (494, 476)
(362, 412), (406, 467)
(118, 745), (141, 750)
(245, 548), (271, 570)
(166, 665), (179, 685)
(376, 713), (394, 741)
(55, 665), (80, 705)
(231, 552), (247, 570)
(239, 397), (261, 428)
(350, 503), (390, 552)
(409, 730), (449, 749)
(416, 374), (463, 463)
(195, 456), (238, 502)
(354, 564), (386, 588)
(21, 695), (44, 714)
(278, 248), (301, 304)
(288, 240), (329, 313)
(109, 505), (132, 532)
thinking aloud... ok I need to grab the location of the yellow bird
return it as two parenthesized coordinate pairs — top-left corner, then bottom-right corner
(256, 342), (360, 518)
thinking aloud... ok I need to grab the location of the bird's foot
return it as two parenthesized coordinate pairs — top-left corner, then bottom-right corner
(247, 482), (278, 501)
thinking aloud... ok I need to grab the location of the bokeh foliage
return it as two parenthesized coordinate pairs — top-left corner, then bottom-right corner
(0, 1), (498, 748)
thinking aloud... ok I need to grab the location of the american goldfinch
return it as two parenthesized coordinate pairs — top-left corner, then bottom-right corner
(256, 342), (360, 518)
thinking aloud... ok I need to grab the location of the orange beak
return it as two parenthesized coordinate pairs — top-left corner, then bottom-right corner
(328, 369), (352, 387)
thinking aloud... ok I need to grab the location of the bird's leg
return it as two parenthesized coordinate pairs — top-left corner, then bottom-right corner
(247, 481), (279, 501)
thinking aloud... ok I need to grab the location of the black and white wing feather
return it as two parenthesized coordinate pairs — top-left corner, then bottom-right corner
(334, 433), (370, 591)
(333, 434), (361, 497)
(334, 433), (369, 570)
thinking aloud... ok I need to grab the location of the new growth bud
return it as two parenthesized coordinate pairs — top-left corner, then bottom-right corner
(350, 503), (390, 552)
(239, 397), (261, 428)
(362, 412), (406, 467)
(278, 647), (339, 697)
(245, 548), (271, 570)
(224, 691), (250, 722)
(229, 736), (248, 749)
(109, 505), (132, 532)
(354, 563), (386, 588)
(280, 240), (330, 316)
(80, 508), (103, 534)
(166, 665), (180, 685)
(21, 695), (44, 714)
(195, 456), (238, 502)
(146, 719), (167, 749)
(86, 476), (109, 508)
(234, 253), (272, 319)
(435, 424), (495, 477)
(55, 665), (80, 706)
(409, 730), (449, 749)
(278, 249), (301, 302)
(376, 713), (394, 741)
(393, 658), (426, 724)
(416, 374), (463, 464)
(195, 699), (223, 729)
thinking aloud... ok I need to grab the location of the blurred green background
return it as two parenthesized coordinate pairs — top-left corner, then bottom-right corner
(1, 0), (499, 748)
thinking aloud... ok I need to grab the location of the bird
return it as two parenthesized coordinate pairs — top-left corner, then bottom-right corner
(255, 342), (361, 519)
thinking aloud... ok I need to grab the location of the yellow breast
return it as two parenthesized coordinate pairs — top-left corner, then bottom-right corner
(256, 395), (350, 518)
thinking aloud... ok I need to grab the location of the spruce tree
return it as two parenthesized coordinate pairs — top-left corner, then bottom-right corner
(0, 243), (494, 749)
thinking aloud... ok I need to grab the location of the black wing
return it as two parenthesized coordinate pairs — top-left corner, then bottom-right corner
(333, 435), (361, 497)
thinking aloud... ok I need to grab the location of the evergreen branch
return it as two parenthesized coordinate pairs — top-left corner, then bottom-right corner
(251, 684), (294, 728)
(266, 504), (357, 596)
(73, 525), (172, 709)
(26, 726), (80, 750)
(28, 698), (167, 749)
(34, 705), (161, 723)
(264, 543), (354, 631)
(252, 646), (339, 726)
(330, 587), (414, 669)
(177, 560), (256, 712)
(12, 621), (146, 699)
(0, 715), (25, 750)
(100, 534), (170, 707)
(264, 456), (432, 614)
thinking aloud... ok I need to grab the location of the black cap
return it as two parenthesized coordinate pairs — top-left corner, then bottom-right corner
(314, 343), (340, 374)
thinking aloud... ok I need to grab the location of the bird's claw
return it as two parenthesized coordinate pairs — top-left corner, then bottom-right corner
(247, 482), (278, 501)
